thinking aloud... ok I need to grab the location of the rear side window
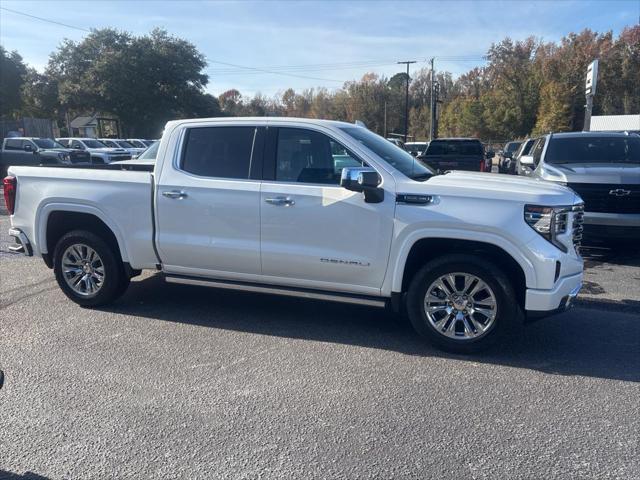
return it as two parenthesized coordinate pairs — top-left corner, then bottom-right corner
(4, 139), (22, 150)
(181, 126), (256, 179)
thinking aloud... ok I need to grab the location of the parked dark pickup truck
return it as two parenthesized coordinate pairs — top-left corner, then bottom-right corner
(1, 137), (91, 177)
(418, 138), (491, 173)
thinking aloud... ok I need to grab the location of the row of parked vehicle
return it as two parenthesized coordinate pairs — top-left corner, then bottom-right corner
(0, 136), (157, 176)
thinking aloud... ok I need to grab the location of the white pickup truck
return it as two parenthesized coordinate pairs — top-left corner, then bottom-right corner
(4, 118), (585, 352)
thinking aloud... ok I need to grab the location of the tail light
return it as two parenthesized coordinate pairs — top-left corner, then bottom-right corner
(479, 158), (486, 172)
(3, 176), (16, 215)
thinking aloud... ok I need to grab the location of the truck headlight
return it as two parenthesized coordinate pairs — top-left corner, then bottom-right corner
(524, 205), (569, 252)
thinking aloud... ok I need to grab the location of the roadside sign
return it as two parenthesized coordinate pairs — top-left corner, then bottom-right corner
(585, 60), (599, 96)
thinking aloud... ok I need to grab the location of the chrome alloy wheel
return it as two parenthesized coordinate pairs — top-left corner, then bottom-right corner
(62, 244), (105, 296)
(423, 272), (498, 340)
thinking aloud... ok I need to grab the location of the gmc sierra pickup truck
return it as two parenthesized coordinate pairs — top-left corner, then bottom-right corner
(4, 118), (585, 352)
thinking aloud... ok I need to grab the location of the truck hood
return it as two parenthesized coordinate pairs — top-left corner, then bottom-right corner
(406, 171), (578, 205)
(539, 163), (640, 184)
(88, 147), (128, 153)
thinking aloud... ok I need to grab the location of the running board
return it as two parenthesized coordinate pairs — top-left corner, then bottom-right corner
(165, 275), (387, 308)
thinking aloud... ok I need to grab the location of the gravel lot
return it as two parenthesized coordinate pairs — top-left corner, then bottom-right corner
(1, 205), (639, 479)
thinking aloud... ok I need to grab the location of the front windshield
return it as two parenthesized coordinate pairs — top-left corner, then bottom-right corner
(546, 136), (640, 164)
(406, 143), (427, 155)
(33, 138), (64, 149)
(117, 141), (134, 148)
(137, 141), (159, 160)
(339, 127), (434, 180)
(83, 139), (107, 148)
(505, 142), (521, 153)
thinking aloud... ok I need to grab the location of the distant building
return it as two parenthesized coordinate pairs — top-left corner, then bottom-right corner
(70, 113), (120, 138)
(590, 114), (640, 133)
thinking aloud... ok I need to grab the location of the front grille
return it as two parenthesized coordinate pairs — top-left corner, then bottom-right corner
(70, 152), (91, 163)
(567, 183), (640, 214)
(572, 204), (584, 251)
(109, 154), (132, 162)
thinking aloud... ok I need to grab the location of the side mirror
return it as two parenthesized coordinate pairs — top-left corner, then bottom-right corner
(23, 144), (33, 152)
(520, 155), (534, 166)
(340, 167), (384, 203)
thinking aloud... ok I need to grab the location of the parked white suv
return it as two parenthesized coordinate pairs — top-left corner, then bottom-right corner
(6, 118), (585, 352)
(57, 138), (132, 164)
(98, 138), (146, 156)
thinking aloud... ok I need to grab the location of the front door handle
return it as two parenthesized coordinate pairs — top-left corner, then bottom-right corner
(162, 190), (188, 199)
(265, 196), (295, 207)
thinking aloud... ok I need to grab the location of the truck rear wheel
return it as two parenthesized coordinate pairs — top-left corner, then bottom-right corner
(406, 254), (520, 353)
(53, 230), (129, 307)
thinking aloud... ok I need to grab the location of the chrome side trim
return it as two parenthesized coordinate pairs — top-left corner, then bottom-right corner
(165, 275), (387, 307)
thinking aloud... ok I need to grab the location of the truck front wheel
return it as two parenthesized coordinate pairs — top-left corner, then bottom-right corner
(406, 254), (520, 353)
(53, 230), (129, 307)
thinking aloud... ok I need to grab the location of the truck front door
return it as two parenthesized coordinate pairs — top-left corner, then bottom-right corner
(259, 127), (395, 295)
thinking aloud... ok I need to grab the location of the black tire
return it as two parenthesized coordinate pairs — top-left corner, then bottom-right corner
(53, 230), (128, 307)
(406, 254), (521, 353)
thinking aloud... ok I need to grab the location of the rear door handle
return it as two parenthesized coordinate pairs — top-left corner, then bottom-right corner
(265, 196), (295, 207)
(162, 190), (188, 199)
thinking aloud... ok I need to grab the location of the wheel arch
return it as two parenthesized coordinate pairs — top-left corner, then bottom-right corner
(391, 235), (532, 310)
(37, 203), (129, 267)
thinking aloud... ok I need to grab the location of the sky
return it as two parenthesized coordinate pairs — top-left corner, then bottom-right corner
(1, 0), (638, 97)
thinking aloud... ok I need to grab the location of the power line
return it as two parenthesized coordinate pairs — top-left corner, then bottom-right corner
(207, 59), (346, 83)
(0, 6), (91, 32)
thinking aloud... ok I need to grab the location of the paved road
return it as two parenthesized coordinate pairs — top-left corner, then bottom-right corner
(1, 215), (639, 479)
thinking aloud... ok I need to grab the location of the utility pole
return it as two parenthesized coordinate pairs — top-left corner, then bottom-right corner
(397, 60), (416, 143)
(383, 101), (387, 138)
(429, 57), (436, 141)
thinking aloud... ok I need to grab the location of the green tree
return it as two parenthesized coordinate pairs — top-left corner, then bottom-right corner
(47, 28), (217, 137)
(0, 46), (28, 118)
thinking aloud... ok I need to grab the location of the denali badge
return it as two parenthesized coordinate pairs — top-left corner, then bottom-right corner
(608, 189), (631, 197)
(321, 258), (371, 267)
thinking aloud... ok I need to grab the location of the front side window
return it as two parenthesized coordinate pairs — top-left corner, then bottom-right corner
(71, 141), (85, 150)
(531, 138), (546, 165)
(101, 140), (118, 148)
(181, 126), (256, 179)
(275, 128), (364, 185)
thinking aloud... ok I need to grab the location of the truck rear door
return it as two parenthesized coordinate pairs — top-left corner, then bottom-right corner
(155, 124), (264, 278)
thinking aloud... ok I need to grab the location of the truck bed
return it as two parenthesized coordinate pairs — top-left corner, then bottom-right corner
(7, 165), (158, 270)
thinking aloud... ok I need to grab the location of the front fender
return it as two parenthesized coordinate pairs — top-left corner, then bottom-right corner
(384, 227), (537, 295)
